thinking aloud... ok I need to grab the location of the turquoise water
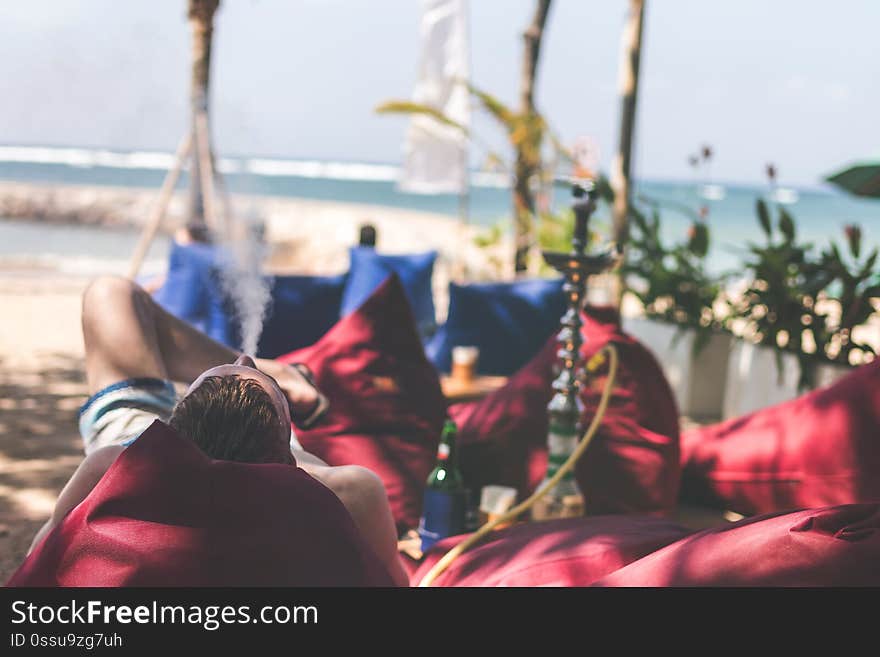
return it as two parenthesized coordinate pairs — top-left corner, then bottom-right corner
(631, 181), (880, 274)
(0, 218), (169, 262)
(0, 150), (878, 274)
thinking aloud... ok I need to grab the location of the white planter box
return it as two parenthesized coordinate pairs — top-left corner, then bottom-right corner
(622, 318), (732, 421)
(722, 341), (851, 420)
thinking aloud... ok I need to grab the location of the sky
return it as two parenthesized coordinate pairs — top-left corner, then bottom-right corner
(0, 0), (877, 187)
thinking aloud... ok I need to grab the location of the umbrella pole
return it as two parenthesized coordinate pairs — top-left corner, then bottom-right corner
(609, 0), (646, 305)
(194, 110), (220, 237)
(127, 132), (193, 280)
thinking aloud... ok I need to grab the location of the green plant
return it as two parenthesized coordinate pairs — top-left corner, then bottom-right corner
(731, 201), (878, 389)
(469, 220), (510, 277)
(469, 174), (613, 277)
(813, 224), (879, 366)
(377, 82), (572, 274)
(732, 199), (825, 388)
(536, 207), (577, 254)
(620, 197), (725, 355)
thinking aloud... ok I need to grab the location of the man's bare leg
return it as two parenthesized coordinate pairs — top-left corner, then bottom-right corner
(81, 276), (240, 395)
(81, 276), (316, 415)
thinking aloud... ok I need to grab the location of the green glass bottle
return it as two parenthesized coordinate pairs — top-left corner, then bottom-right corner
(418, 419), (467, 553)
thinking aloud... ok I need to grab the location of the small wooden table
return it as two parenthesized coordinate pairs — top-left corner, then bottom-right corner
(440, 375), (508, 403)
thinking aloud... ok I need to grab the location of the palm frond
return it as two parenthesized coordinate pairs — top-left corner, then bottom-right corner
(374, 100), (469, 134)
(465, 82), (517, 128)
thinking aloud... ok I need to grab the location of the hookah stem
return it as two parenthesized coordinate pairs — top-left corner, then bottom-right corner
(417, 344), (619, 587)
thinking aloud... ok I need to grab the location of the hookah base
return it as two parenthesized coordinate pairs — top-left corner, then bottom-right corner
(529, 492), (585, 522)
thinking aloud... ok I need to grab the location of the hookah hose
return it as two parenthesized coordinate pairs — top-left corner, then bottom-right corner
(417, 343), (620, 587)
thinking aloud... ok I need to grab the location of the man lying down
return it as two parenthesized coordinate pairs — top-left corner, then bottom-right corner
(24, 276), (409, 587)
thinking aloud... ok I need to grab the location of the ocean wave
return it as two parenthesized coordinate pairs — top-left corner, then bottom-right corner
(0, 145), (506, 188)
(0, 146), (405, 183)
(0, 146), (176, 171)
(771, 187), (800, 204)
(700, 184), (726, 201)
(243, 158), (399, 182)
(471, 171), (509, 188)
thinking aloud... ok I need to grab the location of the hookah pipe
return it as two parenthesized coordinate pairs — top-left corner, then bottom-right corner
(418, 179), (620, 587)
(531, 179), (619, 520)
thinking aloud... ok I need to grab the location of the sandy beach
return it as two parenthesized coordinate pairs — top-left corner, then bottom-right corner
(0, 274), (88, 580)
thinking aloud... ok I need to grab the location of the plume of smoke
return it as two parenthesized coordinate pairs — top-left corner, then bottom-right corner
(215, 210), (272, 357)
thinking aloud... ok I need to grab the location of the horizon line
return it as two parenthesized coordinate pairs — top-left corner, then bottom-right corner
(0, 141), (851, 193)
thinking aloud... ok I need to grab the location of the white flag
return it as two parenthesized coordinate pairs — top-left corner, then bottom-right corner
(399, 0), (470, 195)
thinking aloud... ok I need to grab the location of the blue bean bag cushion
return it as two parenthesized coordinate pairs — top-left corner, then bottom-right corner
(226, 273), (348, 358)
(340, 247), (437, 337)
(154, 243), (348, 356)
(153, 241), (230, 344)
(426, 278), (566, 376)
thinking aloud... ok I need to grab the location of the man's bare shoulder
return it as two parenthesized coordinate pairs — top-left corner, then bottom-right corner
(60, 444), (127, 510)
(29, 443), (128, 555)
(82, 444), (127, 477)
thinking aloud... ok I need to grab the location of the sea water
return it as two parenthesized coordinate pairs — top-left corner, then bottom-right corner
(0, 146), (878, 276)
(0, 217), (170, 278)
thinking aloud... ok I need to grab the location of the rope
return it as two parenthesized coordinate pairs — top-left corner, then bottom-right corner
(417, 344), (619, 587)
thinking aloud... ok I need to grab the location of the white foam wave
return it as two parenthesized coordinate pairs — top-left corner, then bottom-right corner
(244, 158), (399, 182)
(471, 171), (509, 188)
(0, 146), (176, 170)
(771, 187), (800, 204)
(0, 145), (506, 188)
(216, 158), (243, 174)
(700, 184), (726, 201)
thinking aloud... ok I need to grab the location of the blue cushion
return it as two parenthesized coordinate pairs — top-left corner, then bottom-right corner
(153, 242), (231, 344)
(227, 273), (348, 358)
(154, 243), (347, 355)
(426, 278), (566, 376)
(340, 247), (437, 336)
(153, 242), (215, 319)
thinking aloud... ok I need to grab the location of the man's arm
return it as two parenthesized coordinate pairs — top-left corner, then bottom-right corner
(81, 276), (319, 422)
(300, 463), (410, 587)
(28, 445), (124, 555)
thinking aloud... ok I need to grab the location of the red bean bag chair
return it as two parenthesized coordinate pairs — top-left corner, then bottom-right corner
(277, 275), (448, 534)
(7, 421), (394, 587)
(410, 515), (693, 587)
(594, 503), (880, 586)
(680, 359), (880, 516)
(450, 306), (681, 515)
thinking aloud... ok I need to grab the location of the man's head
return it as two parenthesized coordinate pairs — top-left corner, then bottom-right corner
(168, 355), (293, 465)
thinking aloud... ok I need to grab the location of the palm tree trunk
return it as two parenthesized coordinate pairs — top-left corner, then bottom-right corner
(187, 0), (220, 228)
(513, 0), (553, 274)
(611, 0), (646, 251)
